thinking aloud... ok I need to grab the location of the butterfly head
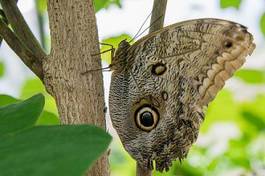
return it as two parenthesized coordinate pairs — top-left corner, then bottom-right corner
(111, 40), (131, 71)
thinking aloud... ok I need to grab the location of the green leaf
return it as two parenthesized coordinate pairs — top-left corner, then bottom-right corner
(0, 61), (5, 77)
(94, 0), (122, 12)
(112, 0), (122, 8)
(220, 0), (241, 9)
(37, 110), (59, 125)
(240, 94), (265, 120)
(36, 0), (47, 15)
(234, 69), (265, 84)
(0, 94), (19, 106)
(0, 125), (112, 176)
(110, 140), (136, 176)
(0, 94), (44, 136)
(241, 111), (265, 131)
(201, 89), (240, 132)
(260, 12), (265, 38)
(101, 34), (132, 64)
(0, 94), (59, 125)
(94, 0), (108, 12)
(20, 78), (58, 115)
(226, 139), (251, 168)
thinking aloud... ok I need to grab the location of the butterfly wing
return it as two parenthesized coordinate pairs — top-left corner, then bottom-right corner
(109, 18), (255, 171)
(128, 18), (255, 106)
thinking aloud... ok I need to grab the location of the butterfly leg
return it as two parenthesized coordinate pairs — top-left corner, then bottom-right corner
(100, 42), (115, 57)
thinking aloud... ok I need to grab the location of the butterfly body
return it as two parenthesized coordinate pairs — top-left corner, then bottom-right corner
(109, 18), (255, 171)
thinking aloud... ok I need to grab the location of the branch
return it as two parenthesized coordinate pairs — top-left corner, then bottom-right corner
(0, 0), (46, 60)
(35, 0), (47, 51)
(0, 19), (44, 79)
(137, 1), (168, 175)
(137, 162), (152, 176)
(149, 0), (168, 33)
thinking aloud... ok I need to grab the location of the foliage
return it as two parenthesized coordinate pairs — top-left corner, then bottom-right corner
(37, 110), (59, 125)
(0, 94), (18, 106)
(0, 61), (5, 77)
(0, 94), (112, 176)
(0, 94), (44, 135)
(260, 12), (265, 38)
(19, 78), (59, 125)
(235, 69), (265, 84)
(20, 78), (58, 114)
(110, 141), (136, 176)
(36, 0), (47, 15)
(220, 0), (242, 9)
(94, 0), (122, 12)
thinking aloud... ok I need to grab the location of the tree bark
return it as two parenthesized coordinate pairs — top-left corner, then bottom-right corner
(45, 0), (109, 175)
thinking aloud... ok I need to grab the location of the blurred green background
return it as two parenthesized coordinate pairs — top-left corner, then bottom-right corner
(0, 0), (265, 175)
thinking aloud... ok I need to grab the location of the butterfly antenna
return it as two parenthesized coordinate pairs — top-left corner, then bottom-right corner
(129, 14), (163, 43)
(130, 10), (153, 43)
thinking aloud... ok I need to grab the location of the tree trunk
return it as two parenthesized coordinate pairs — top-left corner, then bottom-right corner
(45, 0), (109, 175)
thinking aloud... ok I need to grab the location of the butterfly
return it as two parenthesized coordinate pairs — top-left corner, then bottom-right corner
(108, 18), (255, 172)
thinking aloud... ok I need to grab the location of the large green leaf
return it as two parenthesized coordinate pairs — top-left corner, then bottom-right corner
(234, 69), (265, 84)
(0, 94), (44, 136)
(260, 12), (265, 38)
(0, 94), (59, 125)
(0, 93), (111, 175)
(37, 110), (60, 125)
(0, 94), (19, 106)
(0, 125), (111, 176)
(101, 34), (132, 64)
(220, 0), (241, 9)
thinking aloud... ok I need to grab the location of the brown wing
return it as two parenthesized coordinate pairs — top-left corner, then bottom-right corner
(127, 18), (255, 107)
(109, 18), (255, 171)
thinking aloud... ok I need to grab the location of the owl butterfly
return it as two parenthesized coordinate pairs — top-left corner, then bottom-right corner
(109, 18), (255, 172)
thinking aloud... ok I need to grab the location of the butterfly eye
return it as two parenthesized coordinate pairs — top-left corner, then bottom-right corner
(135, 106), (159, 131)
(151, 63), (167, 75)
